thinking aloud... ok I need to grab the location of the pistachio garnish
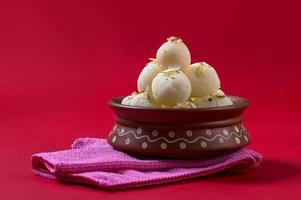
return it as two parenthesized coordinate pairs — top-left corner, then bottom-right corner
(167, 36), (182, 43)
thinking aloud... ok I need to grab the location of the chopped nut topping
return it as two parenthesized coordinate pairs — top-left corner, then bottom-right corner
(167, 36), (182, 43)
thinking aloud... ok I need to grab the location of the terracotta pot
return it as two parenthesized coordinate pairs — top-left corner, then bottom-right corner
(107, 96), (250, 159)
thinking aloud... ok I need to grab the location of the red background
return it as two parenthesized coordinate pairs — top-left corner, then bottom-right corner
(1, 0), (301, 199)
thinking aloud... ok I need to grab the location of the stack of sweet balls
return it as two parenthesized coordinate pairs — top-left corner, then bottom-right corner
(121, 36), (233, 108)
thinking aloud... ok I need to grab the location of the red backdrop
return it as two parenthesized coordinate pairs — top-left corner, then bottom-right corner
(1, 0), (300, 199)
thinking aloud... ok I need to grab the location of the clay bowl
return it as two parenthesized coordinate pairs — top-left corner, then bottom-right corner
(107, 96), (250, 159)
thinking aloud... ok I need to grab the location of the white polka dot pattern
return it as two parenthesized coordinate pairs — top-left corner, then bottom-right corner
(152, 130), (158, 137)
(201, 141), (207, 148)
(223, 129), (229, 136)
(186, 130), (193, 137)
(206, 129), (212, 136)
(112, 125), (248, 150)
(244, 135), (248, 142)
(125, 138), (131, 145)
(179, 142), (187, 149)
(112, 136), (116, 143)
(168, 131), (175, 138)
(141, 142), (148, 149)
(137, 127), (142, 134)
(160, 143), (167, 149)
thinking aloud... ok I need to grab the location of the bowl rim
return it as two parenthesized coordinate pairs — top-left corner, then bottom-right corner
(108, 96), (248, 112)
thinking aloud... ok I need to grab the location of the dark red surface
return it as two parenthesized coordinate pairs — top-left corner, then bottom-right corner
(0, 0), (300, 199)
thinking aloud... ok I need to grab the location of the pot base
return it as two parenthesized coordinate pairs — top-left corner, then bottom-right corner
(108, 123), (250, 159)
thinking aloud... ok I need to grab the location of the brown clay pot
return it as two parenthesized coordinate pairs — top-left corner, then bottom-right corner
(107, 96), (250, 159)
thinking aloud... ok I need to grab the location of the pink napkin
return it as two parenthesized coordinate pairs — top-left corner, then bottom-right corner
(31, 138), (262, 190)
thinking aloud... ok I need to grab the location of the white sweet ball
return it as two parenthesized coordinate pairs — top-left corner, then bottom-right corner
(130, 89), (159, 108)
(152, 69), (191, 106)
(193, 90), (233, 108)
(121, 92), (138, 105)
(137, 59), (163, 93)
(174, 101), (197, 109)
(182, 62), (221, 97)
(156, 36), (191, 69)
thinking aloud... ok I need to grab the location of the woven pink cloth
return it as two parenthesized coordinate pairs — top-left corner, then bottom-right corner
(31, 138), (262, 190)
